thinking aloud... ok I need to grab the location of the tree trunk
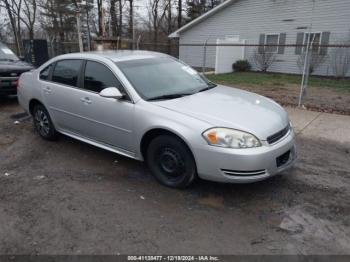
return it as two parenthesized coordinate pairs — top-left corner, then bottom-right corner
(129, 0), (133, 49)
(3, 0), (21, 55)
(167, 0), (172, 54)
(153, 13), (158, 49)
(110, 0), (118, 37)
(97, 0), (103, 37)
(58, 11), (65, 54)
(29, 28), (34, 42)
(177, 0), (182, 29)
(16, 0), (23, 56)
(118, 0), (123, 37)
(86, 6), (92, 51)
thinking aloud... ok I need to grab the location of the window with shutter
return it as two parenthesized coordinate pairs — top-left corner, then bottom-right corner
(296, 32), (330, 55)
(320, 32), (330, 55)
(295, 32), (304, 55)
(265, 34), (279, 53)
(303, 33), (321, 53)
(278, 33), (287, 54)
(259, 33), (287, 54)
(258, 34), (265, 54)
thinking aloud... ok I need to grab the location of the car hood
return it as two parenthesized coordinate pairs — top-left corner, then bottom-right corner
(0, 60), (34, 72)
(152, 85), (289, 140)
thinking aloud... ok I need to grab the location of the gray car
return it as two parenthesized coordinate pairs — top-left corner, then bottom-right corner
(18, 50), (296, 188)
(0, 42), (34, 96)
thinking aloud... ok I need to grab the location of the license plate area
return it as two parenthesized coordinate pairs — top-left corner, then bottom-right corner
(276, 150), (291, 168)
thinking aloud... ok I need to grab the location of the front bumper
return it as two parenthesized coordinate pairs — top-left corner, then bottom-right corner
(193, 129), (297, 183)
(0, 77), (18, 95)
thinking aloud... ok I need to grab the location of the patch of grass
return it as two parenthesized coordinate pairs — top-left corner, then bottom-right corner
(206, 72), (350, 90)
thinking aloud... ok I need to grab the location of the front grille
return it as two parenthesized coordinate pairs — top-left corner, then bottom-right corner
(0, 70), (26, 77)
(267, 124), (290, 144)
(221, 169), (266, 177)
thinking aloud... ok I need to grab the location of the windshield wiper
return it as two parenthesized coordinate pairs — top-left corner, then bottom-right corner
(197, 83), (217, 93)
(147, 93), (193, 101)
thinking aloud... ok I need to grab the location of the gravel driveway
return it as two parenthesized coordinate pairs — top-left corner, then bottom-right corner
(1, 97), (350, 255)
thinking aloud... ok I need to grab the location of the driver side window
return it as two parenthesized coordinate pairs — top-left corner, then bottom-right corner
(83, 61), (124, 93)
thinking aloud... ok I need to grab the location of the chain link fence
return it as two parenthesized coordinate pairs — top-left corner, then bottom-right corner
(175, 40), (350, 115)
(5, 39), (350, 114)
(43, 39), (179, 59)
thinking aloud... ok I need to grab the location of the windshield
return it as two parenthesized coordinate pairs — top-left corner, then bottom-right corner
(116, 57), (216, 100)
(0, 46), (19, 62)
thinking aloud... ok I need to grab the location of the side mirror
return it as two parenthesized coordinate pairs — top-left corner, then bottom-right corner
(99, 87), (123, 99)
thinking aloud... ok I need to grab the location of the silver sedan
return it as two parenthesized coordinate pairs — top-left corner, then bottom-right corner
(18, 51), (296, 188)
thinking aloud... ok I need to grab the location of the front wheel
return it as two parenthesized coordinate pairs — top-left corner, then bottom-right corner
(147, 135), (197, 188)
(32, 104), (58, 140)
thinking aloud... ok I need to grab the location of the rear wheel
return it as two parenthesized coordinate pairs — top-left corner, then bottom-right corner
(147, 135), (197, 188)
(32, 104), (58, 140)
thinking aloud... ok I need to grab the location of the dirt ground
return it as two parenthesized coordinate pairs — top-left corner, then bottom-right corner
(1, 97), (350, 255)
(216, 82), (350, 115)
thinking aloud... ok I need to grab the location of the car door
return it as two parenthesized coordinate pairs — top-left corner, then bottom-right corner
(42, 59), (87, 135)
(78, 60), (135, 154)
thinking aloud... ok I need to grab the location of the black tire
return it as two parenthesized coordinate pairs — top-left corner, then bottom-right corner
(146, 135), (197, 188)
(32, 104), (58, 141)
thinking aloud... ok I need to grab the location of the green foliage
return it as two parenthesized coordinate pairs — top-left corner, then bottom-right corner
(186, 0), (223, 21)
(232, 60), (251, 72)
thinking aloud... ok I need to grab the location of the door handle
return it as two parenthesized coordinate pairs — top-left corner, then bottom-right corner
(44, 87), (52, 94)
(80, 97), (92, 105)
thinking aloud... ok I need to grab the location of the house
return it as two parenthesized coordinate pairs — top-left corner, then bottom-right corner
(169, 0), (350, 76)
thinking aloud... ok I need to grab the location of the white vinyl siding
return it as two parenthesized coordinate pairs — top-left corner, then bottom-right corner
(178, 0), (350, 76)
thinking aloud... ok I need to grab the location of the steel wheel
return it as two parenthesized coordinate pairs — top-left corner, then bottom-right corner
(156, 147), (186, 181)
(147, 135), (197, 188)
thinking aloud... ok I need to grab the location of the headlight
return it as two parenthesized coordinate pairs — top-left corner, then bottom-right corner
(202, 128), (261, 148)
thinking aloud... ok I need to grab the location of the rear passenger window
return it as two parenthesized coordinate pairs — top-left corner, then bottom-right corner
(40, 64), (52, 81)
(84, 61), (123, 93)
(52, 60), (82, 87)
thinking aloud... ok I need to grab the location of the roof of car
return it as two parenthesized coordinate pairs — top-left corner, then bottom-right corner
(56, 50), (169, 62)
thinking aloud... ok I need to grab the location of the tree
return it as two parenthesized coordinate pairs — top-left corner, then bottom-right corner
(21, 0), (37, 41)
(148, 0), (167, 46)
(177, 0), (182, 28)
(110, 0), (118, 37)
(186, 0), (223, 21)
(39, 0), (76, 54)
(12, 0), (23, 54)
(251, 48), (277, 72)
(1, 0), (22, 55)
(331, 48), (350, 78)
(129, 0), (133, 46)
(297, 52), (327, 75)
(97, 0), (104, 36)
(330, 35), (350, 78)
(166, 0), (172, 53)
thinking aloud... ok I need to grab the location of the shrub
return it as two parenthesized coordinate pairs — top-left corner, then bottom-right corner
(251, 48), (276, 72)
(297, 52), (327, 75)
(232, 60), (251, 72)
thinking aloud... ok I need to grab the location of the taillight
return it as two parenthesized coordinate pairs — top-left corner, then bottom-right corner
(15, 79), (19, 89)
